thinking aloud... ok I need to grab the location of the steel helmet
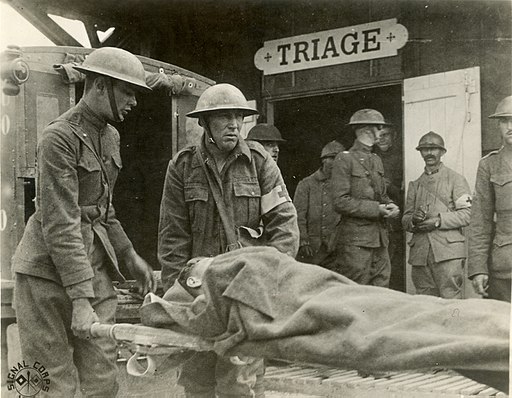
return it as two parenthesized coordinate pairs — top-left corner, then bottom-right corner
(321, 140), (345, 158)
(347, 109), (391, 126)
(488, 96), (512, 118)
(187, 83), (258, 118)
(73, 47), (151, 92)
(416, 131), (446, 151)
(247, 124), (286, 142)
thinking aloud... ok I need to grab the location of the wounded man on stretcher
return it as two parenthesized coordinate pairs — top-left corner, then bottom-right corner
(97, 246), (510, 391)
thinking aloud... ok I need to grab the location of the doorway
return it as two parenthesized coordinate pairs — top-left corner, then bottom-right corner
(273, 84), (402, 197)
(272, 84), (405, 291)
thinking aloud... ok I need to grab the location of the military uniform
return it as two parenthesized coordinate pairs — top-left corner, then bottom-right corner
(402, 163), (471, 299)
(468, 148), (512, 302)
(329, 140), (393, 286)
(293, 169), (340, 263)
(158, 136), (299, 397)
(12, 100), (131, 396)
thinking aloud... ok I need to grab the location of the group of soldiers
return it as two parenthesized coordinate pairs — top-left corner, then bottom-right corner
(10, 47), (511, 397)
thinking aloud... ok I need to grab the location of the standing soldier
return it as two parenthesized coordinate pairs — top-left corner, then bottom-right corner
(294, 140), (344, 264)
(12, 47), (156, 396)
(402, 132), (472, 299)
(246, 123), (286, 162)
(329, 109), (400, 287)
(158, 83), (299, 397)
(468, 96), (512, 302)
(374, 126), (405, 291)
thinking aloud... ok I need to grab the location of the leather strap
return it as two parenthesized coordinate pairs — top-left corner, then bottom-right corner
(196, 149), (241, 251)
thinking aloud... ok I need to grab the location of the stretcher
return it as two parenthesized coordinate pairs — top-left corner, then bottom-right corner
(90, 322), (214, 376)
(90, 323), (506, 397)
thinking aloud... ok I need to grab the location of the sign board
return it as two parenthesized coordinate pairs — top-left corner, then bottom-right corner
(254, 18), (408, 76)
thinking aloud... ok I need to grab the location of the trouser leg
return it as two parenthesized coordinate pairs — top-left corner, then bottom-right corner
(431, 258), (464, 299)
(412, 248), (440, 296)
(216, 356), (265, 398)
(331, 244), (373, 285)
(488, 277), (511, 302)
(73, 274), (119, 396)
(178, 351), (217, 398)
(369, 246), (391, 288)
(73, 239), (119, 397)
(15, 273), (78, 397)
(178, 351), (265, 398)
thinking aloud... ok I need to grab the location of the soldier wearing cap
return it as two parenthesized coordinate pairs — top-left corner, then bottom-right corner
(246, 123), (286, 162)
(402, 132), (472, 299)
(158, 83), (299, 397)
(294, 140), (345, 264)
(12, 47), (156, 396)
(328, 109), (400, 287)
(468, 96), (512, 302)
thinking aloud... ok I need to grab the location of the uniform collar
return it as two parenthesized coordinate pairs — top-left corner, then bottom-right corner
(73, 100), (108, 131)
(194, 133), (252, 167)
(351, 139), (373, 153)
(314, 168), (328, 181)
(424, 162), (444, 175)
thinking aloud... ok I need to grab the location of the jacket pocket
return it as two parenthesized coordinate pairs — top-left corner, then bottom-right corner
(445, 230), (466, 243)
(490, 173), (512, 211)
(184, 184), (209, 232)
(233, 181), (261, 225)
(78, 152), (101, 172)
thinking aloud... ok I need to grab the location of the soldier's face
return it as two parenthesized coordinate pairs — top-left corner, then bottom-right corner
(498, 117), (512, 147)
(420, 147), (444, 167)
(377, 128), (393, 151)
(112, 80), (137, 122)
(261, 141), (280, 162)
(321, 156), (336, 177)
(207, 110), (244, 153)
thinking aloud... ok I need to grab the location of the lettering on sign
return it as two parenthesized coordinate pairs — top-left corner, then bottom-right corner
(254, 19), (408, 75)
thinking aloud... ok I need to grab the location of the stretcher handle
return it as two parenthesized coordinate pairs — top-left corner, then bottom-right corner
(90, 322), (115, 339)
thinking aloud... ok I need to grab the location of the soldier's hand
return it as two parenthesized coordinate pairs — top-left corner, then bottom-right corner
(385, 203), (400, 219)
(71, 298), (99, 340)
(472, 274), (489, 298)
(298, 244), (314, 258)
(416, 217), (439, 232)
(412, 208), (426, 225)
(124, 248), (157, 296)
(378, 204), (391, 217)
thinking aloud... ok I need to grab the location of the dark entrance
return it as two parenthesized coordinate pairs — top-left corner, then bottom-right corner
(273, 84), (402, 197)
(273, 84), (405, 291)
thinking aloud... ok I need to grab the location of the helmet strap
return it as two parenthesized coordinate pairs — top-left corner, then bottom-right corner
(105, 77), (122, 123)
(200, 116), (217, 145)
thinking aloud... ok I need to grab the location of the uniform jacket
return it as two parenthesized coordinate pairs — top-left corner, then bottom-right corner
(402, 163), (471, 265)
(12, 100), (130, 295)
(141, 246), (509, 374)
(293, 169), (340, 251)
(468, 147), (512, 279)
(331, 140), (392, 248)
(158, 137), (299, 289)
